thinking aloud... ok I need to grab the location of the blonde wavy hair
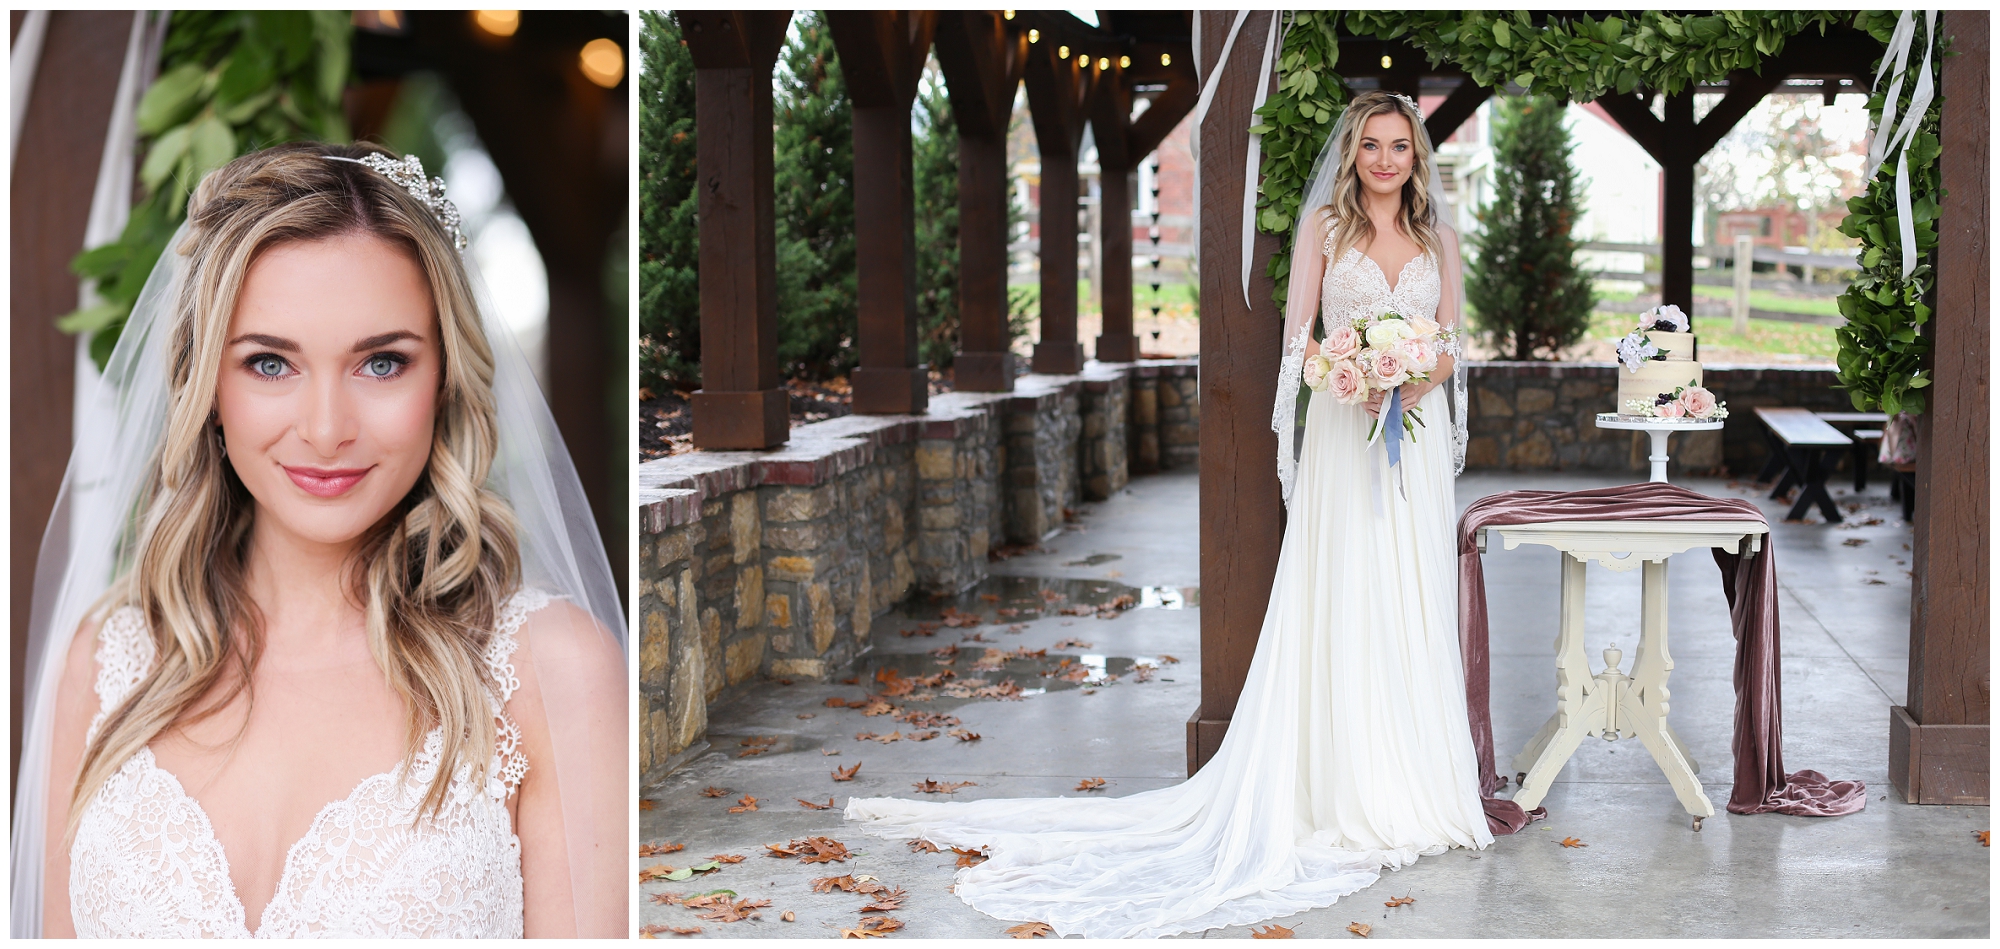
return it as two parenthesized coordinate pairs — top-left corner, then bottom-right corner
(67, 142), (522, 836)
(1317, 90), (1444, 268)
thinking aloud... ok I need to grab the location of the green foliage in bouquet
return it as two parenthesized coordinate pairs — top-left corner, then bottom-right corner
(61, 11), (352, 370)
(638, 11), (700, 392)
(1833, 11), (1942, 416)
(1464, 96), (1595, 360)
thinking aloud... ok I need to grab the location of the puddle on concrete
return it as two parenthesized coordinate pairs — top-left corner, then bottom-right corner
(1064, 552), (1124, 566)
(890, 575), (1198, 630)
(859, 649), (1179, 699)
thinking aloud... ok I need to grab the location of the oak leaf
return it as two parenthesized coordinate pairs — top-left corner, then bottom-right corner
(1075, 778), (1107, 791)
(700, 786), (727, 798)
(812, 875), (859, 893)
(908, 839), (941, 854)
(729, 795), (760, 813)
(953, 846), (988, 868)
(1253, 923), (1296, 938)
(695, 897), (770, 923)
(948, 728), (982, 742)
(860, 886), (909, 911)
(682, 893), (733, 909)
(913, 779), (977, 793)
(650, 891), (683, 905)
(710, 854), (746, 863)
(1976, 830), (1990, 847)
(841, 916), (904, 938)
(798, 797), (837, 810)
(1384, 895), (1416, 907)
(639, 842), (685, 857)
(1559, 836), (1587, 848)
(639, 865), (676, 882)
(1007, 922), (1055, 938)
(1346, 921), (1372, 937)
(833, 762), (863, 781)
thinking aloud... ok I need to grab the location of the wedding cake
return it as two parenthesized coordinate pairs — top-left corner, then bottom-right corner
(1615, 305), (1707, 416)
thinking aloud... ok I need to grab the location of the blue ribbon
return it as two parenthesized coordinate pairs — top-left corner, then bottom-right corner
(1385, 386), (1404, 470)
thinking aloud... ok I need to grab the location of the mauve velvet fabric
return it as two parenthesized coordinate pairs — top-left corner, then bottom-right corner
(1456, 482), (1867, 835)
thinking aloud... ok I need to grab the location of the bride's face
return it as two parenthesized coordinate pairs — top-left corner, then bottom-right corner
(1354, 110), (1416, 198)
(214, 232), (441, 549)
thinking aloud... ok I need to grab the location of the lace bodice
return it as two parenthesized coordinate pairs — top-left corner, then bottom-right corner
(68, 589), (552, 938)
(1319, 241), (1442, 332)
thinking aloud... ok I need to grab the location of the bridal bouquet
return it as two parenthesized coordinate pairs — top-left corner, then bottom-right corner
(1301, 309), (1451, 447)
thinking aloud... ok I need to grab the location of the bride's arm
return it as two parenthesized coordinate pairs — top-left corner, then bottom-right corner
(40, 617), (102, 938)
(510, 600), (628, 937)
(1287, 208), (1332, 364)
(1405, 224), (1463, 402)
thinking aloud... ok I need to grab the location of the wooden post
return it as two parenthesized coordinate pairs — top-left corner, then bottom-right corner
(1023, 38), (1096, 375)
(1894, 9), (1989, 806)
(682, 11), (791, 449)
(1090, 57), (1197, 365)
(1191, 9), (1285, 774)
(829, 12), (937, 414)
(9, 8), (132, 786)
(1658, 92), (1696, 314)
(935, 12), (1025, 392)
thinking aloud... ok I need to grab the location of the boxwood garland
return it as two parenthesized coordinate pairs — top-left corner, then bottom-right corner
(1252, 12), (1937, 415)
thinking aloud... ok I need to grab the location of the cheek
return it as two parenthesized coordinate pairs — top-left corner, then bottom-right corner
(364, 376), (441, 471)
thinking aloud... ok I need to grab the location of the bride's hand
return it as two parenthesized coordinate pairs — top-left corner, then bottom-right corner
(1362, 389), (1385, 419)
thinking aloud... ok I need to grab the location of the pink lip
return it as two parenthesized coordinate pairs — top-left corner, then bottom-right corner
(284, 465), (373, 498)
(1372, 171), (1399, 178)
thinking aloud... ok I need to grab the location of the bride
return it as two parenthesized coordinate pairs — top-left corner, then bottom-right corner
(845, 92), (1523, 938)
(12, 144), (628, 938)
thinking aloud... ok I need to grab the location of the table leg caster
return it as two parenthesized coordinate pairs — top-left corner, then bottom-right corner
(1691, 816), (1704, 832)
(1517, 772), (1527, 788)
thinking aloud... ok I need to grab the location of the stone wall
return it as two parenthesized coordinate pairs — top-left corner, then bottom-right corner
(1463, 362), (1853, 477)
(639, 360), (1196, 781)
(1128, 359), (1200, 474)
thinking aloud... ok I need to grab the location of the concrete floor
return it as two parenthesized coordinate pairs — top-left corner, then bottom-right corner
(640, 467), (1989, 939)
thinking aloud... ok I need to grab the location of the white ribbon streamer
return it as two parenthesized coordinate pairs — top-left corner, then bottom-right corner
(1239, 12), (1279, 307)
(1864, 10), (1938, 281)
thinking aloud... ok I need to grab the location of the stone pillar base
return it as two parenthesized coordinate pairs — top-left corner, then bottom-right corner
(1096, 333), (1140, 363)
(692, 388), (788, 449)
(1031, 340), (1083, 375)
(1889, 705), (1989, 804)
(954, 351), (1015, 392)
(852, 365), (929, 415)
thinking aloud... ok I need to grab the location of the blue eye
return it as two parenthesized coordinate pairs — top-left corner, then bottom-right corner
(361, 353), (408, 379)
(250, 355), (290, 378)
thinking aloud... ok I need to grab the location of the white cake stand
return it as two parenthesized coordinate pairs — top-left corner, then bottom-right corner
(1595, 413), (1726, 483)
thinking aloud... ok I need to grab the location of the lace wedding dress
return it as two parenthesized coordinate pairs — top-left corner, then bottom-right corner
(844, 245), (1488, 939)
(66, 589), (553, 938)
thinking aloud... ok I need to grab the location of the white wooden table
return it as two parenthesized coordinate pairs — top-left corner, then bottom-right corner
(1594, 414), (1726, 483)
(1477, 518), (1770, 830)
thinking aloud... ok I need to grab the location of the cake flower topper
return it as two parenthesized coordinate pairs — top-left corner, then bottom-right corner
(325, 152), (468, 251)
(1616, 330), (1660, 372)
(1639, 303), (1690, 333)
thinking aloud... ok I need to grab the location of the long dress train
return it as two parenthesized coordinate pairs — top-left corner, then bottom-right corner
(844, 250), (1487, 939)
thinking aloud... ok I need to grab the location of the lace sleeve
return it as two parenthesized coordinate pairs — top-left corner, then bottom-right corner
(1273, 209), (1331, 504)
(86, 608), (153, 744)
(485, 588), (555, 795)
(1437, 224), (1470, 474)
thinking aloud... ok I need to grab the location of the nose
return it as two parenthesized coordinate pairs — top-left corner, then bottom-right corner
(298, 371), (358, 457)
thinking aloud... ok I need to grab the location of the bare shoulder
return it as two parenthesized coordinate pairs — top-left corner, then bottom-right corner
(58, 613), (106, 702)
(506, 596), (625, 714)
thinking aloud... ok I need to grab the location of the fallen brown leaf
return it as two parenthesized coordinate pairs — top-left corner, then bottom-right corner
(842, 916), (904, 938)
(729, 795), (760, 813)
(860, 886), (909, 911)
(856, 730), (903, 744)
(1254, 923), (1296, 938)
(1157, 654), (1181, 664)
(823, 749), (842, 756)
(1346, 921), (1372, 938)
(1007, 921), (1055, 939)
(799, 712), (817, 719)
(908, 839), (941, 854)
(700, 787), (727, 798)
(1976, 830), (1990, 847)
(769, 835), (853, 864)
(833, 761), (863, 781)
(953, 846), (988, 868)
(948, 728), (982, 742)
(1075, 777), (1108, 791)
(644, 923), (703, 936)
(913, 778), (977, 793)
(812, 875), (858, 893)
(650, 891), (683, 905)
(1384, 895), (1416, 907)
(1559, 836), (1587, 848)
(695, 897), (771, 923)
(638, 842), (685, 857)
(798, 796), (838, 810)
(741, 735), (777, 748)
(710, 854), (746, 863)
(738, 747), (767, 757)
(638, 865), (675, 882)
(682, 894), (731, 909)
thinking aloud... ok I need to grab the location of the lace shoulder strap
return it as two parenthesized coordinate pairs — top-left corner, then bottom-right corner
(483, 588), (553, 796)
(87, 606), (155, 742)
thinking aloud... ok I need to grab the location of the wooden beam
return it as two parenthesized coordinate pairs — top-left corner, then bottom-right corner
(1691, 69), (1788, 156)
(682, 10), (791, 449)
(1897, 8), (1989, 806)
(830, 12), (937, 414)
(935, 12), (1026, 391)
(1128, 68), (1197, 158)
(1592, 91), (1666, 162)
(1658, 92), (1696, 315)
(1094, 63), (1198, 365)
(1425, 77), (1491, 145)
(10, 8), (130, 788)
(1191, 9), (1285, 774)
(1023, 38), (1098, 375)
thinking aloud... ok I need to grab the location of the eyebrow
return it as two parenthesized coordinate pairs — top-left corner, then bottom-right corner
(352, 331), (423, 352)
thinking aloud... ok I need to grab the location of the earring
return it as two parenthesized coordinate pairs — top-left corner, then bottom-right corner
(215, 424), (226, 452)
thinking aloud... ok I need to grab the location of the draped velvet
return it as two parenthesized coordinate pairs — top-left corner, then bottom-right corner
(1456, 483), (1867, 821)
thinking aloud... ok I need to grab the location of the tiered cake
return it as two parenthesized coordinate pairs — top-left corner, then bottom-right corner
(1616, 307), (1702, 414)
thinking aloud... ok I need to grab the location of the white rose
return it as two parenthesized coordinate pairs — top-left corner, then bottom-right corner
(1407, 315), (1441, 339)
(1365, 318), (1415, 350)
(1302, 353), (1333, 391)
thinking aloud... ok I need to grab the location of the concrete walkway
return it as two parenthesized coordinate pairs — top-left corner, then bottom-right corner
(639, 468), (1988, 939)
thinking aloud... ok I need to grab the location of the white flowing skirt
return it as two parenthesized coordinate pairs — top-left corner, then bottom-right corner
(844, 386), (1491, 938)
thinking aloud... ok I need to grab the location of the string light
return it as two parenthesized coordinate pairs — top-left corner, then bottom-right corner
(1119, 55), (1131, 68)
(1098, 57), (1109, 70)
(1003, 10), (1015, 19)
(1028, 28), (1039, 43)
(1058, 44), (1069, 59)
(1381, 54), (1393, 68)
(472, 10), (517, 37)
(580, 37), (624, 87)
(1160, 53), (1171, 66)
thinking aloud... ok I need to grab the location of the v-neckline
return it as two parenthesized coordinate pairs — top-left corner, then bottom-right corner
(135, 738), (433, 936)
(1355, 248), (1424, 295)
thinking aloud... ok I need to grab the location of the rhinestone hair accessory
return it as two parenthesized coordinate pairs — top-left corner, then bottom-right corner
(324, 153), (468, 251)
(1390, 92), (1424, 119)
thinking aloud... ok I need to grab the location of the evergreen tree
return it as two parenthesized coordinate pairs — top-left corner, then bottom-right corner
(912, 68), (960, 371)
(773, 14), (857, 379)
(636, 11), (699, 391)
(1465, 96), (1596, 360)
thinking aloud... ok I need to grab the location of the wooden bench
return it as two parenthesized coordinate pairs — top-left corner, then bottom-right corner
(1816, 411), (1889, 492)
(1753, 407), (1851, 523)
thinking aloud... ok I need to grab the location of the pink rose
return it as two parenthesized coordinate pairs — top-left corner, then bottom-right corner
(1655, 400), (1686, 419)
(1371, 349), (1409, 388)
(1302, 353), (1332, 391)
(1323, 324), (1361, 359)
(1398, 338), (1436, 374)
(1679, 386), (1717, 418)
(1407, 315), (1441, 338)
(1328, 359), (1366, 405)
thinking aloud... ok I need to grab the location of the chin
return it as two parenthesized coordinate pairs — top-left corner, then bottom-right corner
(263, 501), (397, 547)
